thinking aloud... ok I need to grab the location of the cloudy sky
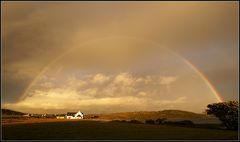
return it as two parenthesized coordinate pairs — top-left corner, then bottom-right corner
(2, 2), (238, 114)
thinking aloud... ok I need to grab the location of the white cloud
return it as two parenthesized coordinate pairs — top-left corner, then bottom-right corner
(159, 76), (178, 91)
(136, 78), (144, 83)
(144, 75), (153, 84)
(113, 72), (134, 86)
(138, 91), (147, 96)
(92, 73), (110, 84)
(65, 75), (87, 89)
(159, 76), (178, 85)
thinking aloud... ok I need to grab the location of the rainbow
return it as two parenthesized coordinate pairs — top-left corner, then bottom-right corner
(19, 36), (224, 102)
(181, 58), (223, 102)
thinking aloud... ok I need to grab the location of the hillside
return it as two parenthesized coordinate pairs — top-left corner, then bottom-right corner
(85, 110), (221, 124)
(85, 110), (206, 119)
(2, 109), (25, 115)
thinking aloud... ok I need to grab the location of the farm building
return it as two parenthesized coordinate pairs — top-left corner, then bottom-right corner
(22, 113), (30, 117)
(56, 114), (66, 119)
(66, 111), (84, 119)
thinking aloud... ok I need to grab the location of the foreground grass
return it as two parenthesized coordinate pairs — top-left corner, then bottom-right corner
(2, 120), (238, 140)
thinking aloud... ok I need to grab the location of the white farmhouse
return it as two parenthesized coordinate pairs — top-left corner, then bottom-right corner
(66, 111), (84, 119)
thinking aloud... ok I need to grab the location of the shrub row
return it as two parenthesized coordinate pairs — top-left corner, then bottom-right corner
(112, 118), (195, 127)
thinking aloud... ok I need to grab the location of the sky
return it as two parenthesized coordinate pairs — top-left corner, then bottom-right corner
(2, 1), (238, 114)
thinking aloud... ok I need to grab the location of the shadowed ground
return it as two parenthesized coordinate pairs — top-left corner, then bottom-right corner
(2, 120), (238, 140)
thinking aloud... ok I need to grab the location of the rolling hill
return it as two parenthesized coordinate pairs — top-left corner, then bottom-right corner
(85, 110), (221, 124)
(2, 109), (25, 115)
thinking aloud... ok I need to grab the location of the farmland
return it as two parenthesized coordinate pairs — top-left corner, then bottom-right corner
(2, 119), (238, 140)
(2, 109), (238, 140)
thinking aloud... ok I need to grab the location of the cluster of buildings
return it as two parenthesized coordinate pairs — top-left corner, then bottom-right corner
(56, 111), (84, 119)
(23, 111), (84, 119)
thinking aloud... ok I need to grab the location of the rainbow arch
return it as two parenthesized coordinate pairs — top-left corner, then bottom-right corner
(19, 36), (224, 102)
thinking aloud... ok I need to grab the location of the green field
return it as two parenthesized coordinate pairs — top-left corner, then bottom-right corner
(2, 120), (238, 140)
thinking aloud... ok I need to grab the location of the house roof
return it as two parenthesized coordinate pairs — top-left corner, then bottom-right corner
(67, 112), (77, 116)
(56, 114), (66, 116)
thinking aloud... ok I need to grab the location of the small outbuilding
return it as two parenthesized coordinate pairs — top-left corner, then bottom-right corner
(56, 114), (66, 119)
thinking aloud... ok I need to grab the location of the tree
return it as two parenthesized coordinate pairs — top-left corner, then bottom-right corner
(156, 118), (167, 124)
(145, 119), (155, 124)
(206, 101), (238, 130)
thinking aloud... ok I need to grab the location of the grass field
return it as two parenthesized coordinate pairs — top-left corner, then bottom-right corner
(2, 120), (238, 140)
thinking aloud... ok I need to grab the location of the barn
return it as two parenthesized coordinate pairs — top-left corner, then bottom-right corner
(66, 111), (84, 119)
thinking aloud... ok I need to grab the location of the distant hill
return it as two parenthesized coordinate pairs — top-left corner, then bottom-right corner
(2, 109), (25, 115)
(85, 110), (206, 120)
(85, 110), (221, 124)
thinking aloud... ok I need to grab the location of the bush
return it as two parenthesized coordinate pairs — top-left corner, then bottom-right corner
(145, 119), (155, 124)
(128, 119), (142, 124)
(156, 118), (167, 124)
(111, 120), (129, 123)
(174, 120), (195, 126)
(91, 115), (99, 119)
(45, 114), (56, 118)
(162, 120), (195, 127)
(111, 120), (121, 122)
(163, 121), (174, 125)
(206, 101), (238, 130)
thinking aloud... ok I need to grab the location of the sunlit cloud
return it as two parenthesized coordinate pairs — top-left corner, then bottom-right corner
(159, 76), (178, 85)
(92, 73), (110, 84)
(159, 76), (178, 91)
(113, 72), (134, 86)
(4, 72), (188, 113)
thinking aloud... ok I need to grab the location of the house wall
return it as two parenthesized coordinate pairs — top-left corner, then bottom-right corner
(56, 116), (65, 119)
